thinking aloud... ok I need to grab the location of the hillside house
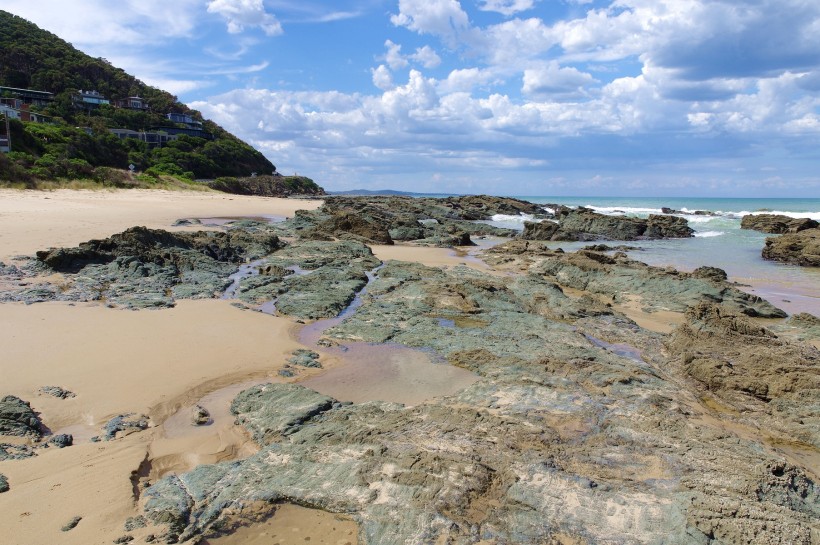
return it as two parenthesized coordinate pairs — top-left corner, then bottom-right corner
(0, 86), (54, 106)
(72, 90), (110, 110)
(109, 128), (177, 148)
(114, 96), (149, 110)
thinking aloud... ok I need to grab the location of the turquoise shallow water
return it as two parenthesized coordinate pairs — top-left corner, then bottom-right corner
(484, 197), (820, 316)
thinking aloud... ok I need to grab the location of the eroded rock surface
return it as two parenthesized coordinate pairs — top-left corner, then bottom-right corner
(762, 228), (820, 267)
(522, 208), (694, 241)
(741, 214), (818, 234)
(484, 240), (786, 317)
(143, 257), (817, 545)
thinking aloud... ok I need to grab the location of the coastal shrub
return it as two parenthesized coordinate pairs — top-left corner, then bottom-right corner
(93, 166), (135, 187)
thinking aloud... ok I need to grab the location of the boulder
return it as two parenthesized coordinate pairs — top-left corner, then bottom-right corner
(191, 405), (210, 426)
(551, 208), (694, 241)
(762, 228), (820, 267)
(741, 214), (818, 234)
(0, 395), (42, 438)
(521, 220), (560, 240)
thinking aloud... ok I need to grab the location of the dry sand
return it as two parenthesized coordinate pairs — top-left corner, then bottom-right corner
(0, 188), (322, 262)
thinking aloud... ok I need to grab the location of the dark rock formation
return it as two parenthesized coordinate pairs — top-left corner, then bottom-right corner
(762, 228), (820, 267)
(0, 395), (42, 438)
(48, 434), (73, 448)
(0, 443), (37, 461)
(39, 386), (76, 399)
(36, 226), (282, 274)
(101, 414), (150, 440)
(0, 473), (8, 493)
(741, 214), (818, 234)
(273, 195), (528, 247)
(521, 220), (559, 240)
(61, 516), (82, 531)
(549, 208), (694, 241)
(206, 175), (326, 197)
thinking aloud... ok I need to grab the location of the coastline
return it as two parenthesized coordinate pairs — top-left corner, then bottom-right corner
(0, 189), (817, 544)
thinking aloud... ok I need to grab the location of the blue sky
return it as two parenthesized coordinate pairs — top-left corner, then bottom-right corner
(5, 0), (820, 196)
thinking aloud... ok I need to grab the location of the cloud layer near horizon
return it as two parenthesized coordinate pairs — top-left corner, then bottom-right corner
(5, 0), (820, 196)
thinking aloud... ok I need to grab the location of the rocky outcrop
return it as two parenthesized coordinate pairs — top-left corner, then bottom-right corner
(39, 386), (76, 399)
(667, 303), (820, 402)
(143, 258), (818, 544)
(741, 214), (818, 234)
(304, 211), (394, 245)
(36, 226), (283, 273)
(762, 228), (820, 267)
(206, 175), (326, 197)
(550, 208), (694, 241)
(274, 196), (527, 247)
(0, 395), (42, 438)
(484, 241), (786, 317)
(521, 220), (559, 240)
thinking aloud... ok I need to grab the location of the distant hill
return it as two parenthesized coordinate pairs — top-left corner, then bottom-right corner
(0, 10), (315, 191)
(331, 189), (462, 197)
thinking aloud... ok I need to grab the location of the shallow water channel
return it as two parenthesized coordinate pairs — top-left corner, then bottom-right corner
(297, 266), (480, 406)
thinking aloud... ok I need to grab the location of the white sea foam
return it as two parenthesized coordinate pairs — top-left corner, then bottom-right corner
(541, 207), (556, 215)
(693, 231), (726, 238)
(584, 205), (663, 216)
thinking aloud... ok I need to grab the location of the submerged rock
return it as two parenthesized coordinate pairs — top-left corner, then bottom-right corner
(0, 395), (42, 438)
(288, 349), (322, 368)
(762, 228), (820, 267)
(741, 214), (818, 234)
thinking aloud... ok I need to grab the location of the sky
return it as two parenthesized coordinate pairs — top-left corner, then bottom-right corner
(4, 0), (820, 197)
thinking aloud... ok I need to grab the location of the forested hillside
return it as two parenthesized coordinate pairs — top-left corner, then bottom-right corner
(0, 10), (284, 185)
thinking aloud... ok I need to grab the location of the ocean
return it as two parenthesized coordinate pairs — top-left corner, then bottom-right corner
(484, 197), (820, 316)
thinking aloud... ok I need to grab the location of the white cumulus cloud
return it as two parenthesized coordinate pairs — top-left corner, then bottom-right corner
(206, 0), (283, 36)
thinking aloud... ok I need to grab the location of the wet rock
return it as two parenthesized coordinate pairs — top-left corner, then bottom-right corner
(762, 228), (820, 267)
(102, 414), (150, 440)
(48, 434), (73, 448)
(0, 473), (8, 493)
(550, 208), (694, 240)
(690, 266), (728, 282)
(288, 349), (322, 368)
(666, 303), (819, 403)
(191, 406), (210, 426)
(304, 211), (394, 245)
(38, 385), (76, 399)
(61, 516), (82, 531)
(229, 383), (336, 444)
(741, 214), (818, 234)
(142, 254), (818, 545)
(520, 220), (560, 240)
(485, 240), (786, 318)
(0, 395), (42, 438)
(273, 196), (521, 247)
